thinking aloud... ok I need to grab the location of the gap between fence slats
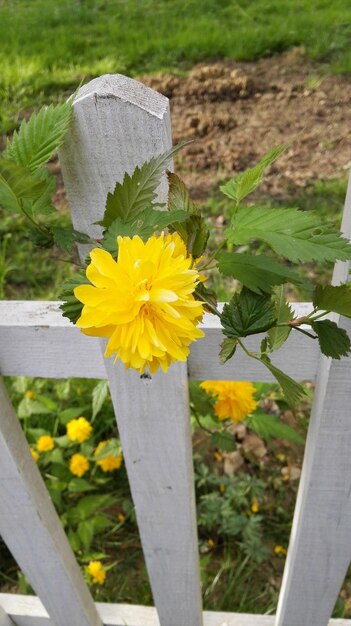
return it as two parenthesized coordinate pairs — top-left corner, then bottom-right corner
(0, 381), (103, 626)
(59, 74), (203, 626)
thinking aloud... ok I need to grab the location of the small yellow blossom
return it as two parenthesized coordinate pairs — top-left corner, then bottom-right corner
(37, 435), (54, 452)
(30, 448), (39, 462)
(251, 501), (259, 513)
(207, 538), (215, 548)
(117, 513), (126, 523)
(66, 417), (93, 443)
(213, 451), (223, 461)
(87, 560), (106, 585)
(219, 483), (225, 494)
(74, 233), (204, 374)
(200, 381), (257, 423)
(69, 453), (89, 477)
(274, 545), (287, 557)
(94, 441), (123, 472)
(276, 453), (286, 462)
(25, 390), (35, 399)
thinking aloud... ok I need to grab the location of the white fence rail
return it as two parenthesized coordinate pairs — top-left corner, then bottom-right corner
(0, 74), (351, 626)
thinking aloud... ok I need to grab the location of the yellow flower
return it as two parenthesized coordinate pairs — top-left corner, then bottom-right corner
(25, 390), (35, 399)
(69, 453), (89, 477)
(74, 233), (204, 374)
(87, 560), (106, 585)
(200, 381), (257, 423)
(251, 501), (259, 513)
(274, 545), (287, 557)
(207, 538), (215, 548)
(30, 448), (39, 462)
(66, 417), (93, 443)
(94, 440), (123, 472)
(37, 435), (54, 452)
(117, 513), (126, 523)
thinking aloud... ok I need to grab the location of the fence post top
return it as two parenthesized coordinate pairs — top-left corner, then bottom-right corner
(74, 73), (169, 119)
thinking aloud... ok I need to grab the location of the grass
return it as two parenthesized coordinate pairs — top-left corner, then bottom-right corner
(1, 0), (351, 133)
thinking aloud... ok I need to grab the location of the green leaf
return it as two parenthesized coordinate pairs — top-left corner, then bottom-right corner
(260, 355), (307, 406)
(246, 411), (304, 444)
(4, 99), (73, 172)
(219, 338), (238, 364)
(101, 208), (189, 255)
(0, 159), (47, 213)
(23, 168), (57, 217)
(313, 284), (351, 318)
(59, 407), (84, 425)
(59, 272), (90, 324)
(100, 142), (189, 228)
(167, 172), (209, 257)
(92, 380), (109, 420)
(194, 282), (218, 315)
(218, 252), (305, 294)
(77, 520), (95, 549)
(221, 288), (276, 339)
(189, 381), (214, 416)
(220, 144), (289, 204)
(267, 287), (293, 351)
(68, 478), (96, 493)
(52, 226), (91, 253)
(74, 494), (116, 521)
(226, 205), (351, 263)
(93, 438), (121, 461)
(310, 319), (351, 359)
(211, 431), (237, 451)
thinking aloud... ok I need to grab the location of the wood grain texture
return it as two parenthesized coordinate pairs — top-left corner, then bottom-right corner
(59, 75), (203, 626)
(276, 173), (351, 626)
(0, 301), (317, 381)
(1, 595), (351, 626)
(0, 381), (102, 626)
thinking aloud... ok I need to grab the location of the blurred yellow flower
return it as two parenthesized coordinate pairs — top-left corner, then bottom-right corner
(30, 448), (39, 462)
(274, 545), (287, 557)
(207, 538), (215, 548)
(74, 233), (204, 374)
(117, 513), (126, 523)
(94, 440), (123, 472)
(69, 453), (89, 477)
(87, 560), (106, 585)
(25, 390), (35, 399)
(37, 435), (54, 452)
(200, 381), (257, 423)
(251, 501), (259, 513)
(66, 417), (93, 443)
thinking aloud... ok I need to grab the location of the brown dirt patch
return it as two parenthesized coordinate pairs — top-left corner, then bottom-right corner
(140, 49), (351, 200)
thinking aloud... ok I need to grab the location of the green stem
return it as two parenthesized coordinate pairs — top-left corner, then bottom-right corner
(292, 326), (317, 340)
(193, 411), (214, 435)
(309, 310), (329, 322)
(201, 240), (226, 269)
(21, 205), (47, 233)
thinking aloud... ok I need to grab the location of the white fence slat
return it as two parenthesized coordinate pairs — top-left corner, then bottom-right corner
(276, 173), (351, 626)
(0, 301), (318, 381)
(59, 75), (203, 626)
(2, 595), (351, 626)
(0, 381), (102, 626)
(0, 603), (14, 626)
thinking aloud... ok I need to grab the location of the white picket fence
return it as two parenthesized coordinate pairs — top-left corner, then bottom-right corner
(1, 74), (351, 626)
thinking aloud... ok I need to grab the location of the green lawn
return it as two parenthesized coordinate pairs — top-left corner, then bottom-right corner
(1, 0), (351, 132)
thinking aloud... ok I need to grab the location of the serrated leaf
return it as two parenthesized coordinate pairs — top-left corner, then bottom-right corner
(219, 338), (238, 364)
(267, 287), (293, 351)
(92, 380), (109, 420)
(260, 355), (307, 406)
(23, 168), (57, 216)
(221, 288), (276, 339)
(220, 144), (289, 205)
(226, 205), (351, 263)
(0, 159), (47, 213)
(101, 208), (189, 255)
(310, 319), (351, 359)
(211, 431), (237, 451)
(218, 252), (305, 294)
(52, 226), (91, 253)
(313, 284), (351, 318)
(100, 142), (189, 228)
(246, 411), (304, 444)
(59, 272), (90, 324)
(167, 172), (209, 257)
(4, 100), (73, 172)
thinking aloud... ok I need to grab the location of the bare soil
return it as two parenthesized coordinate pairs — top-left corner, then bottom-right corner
(139, 49), (351, 200)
